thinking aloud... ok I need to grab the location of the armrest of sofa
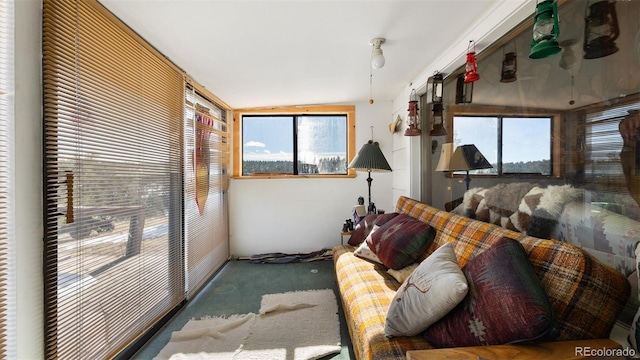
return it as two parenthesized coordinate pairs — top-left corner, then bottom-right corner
(553, 200), (640, 277)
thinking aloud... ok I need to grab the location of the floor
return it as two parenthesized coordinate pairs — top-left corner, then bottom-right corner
(132, 259), (355, 359)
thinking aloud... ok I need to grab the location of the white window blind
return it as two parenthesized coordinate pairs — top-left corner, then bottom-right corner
(583, 101), (640, 191)
(0, 0), (16, 357)
(184, 84), (229, 296)
(43, 0), (184, 358)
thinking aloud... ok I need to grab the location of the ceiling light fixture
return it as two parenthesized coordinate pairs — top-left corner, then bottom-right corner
(370, 38), (386, 69)
(369, 37), (386, 104)
(559, 40), (578, 70)
(559, 40), (578, 105)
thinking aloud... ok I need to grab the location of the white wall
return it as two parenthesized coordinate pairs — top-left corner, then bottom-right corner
(228, 101), (394, 257)
(15, 1), (44, 359)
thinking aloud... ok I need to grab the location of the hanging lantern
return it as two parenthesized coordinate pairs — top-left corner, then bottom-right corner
(583, 0), (620, 59)
(500, 49), (517, 83)
(405, 89), (421, 136)
(430, 71), (446, 136)
(432, 72), (444, 104)
(529, 0), (561, 59)
(429, 103), (446, 136)
(455, 74), (473, 104)
(464, 40), (480, 83)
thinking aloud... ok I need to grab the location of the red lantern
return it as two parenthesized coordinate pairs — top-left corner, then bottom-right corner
(405, 89), (421, 136)
(464, 40), (480, 83)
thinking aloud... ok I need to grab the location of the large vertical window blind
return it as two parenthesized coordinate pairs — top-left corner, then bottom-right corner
(43, 0), (185, 358)
(184, 84), (229, 296)
(0, 0), (15, 357)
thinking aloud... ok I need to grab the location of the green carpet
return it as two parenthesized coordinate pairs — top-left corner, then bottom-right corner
(133, 259), (355, 359)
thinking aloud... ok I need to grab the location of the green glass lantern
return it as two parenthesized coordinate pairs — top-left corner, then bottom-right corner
(529, 0), (561, 59)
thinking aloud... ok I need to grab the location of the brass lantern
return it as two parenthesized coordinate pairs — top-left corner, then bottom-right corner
(405, 89), (421, 136)
(583, 0), (620, 59)
(529, 0), (562, 59)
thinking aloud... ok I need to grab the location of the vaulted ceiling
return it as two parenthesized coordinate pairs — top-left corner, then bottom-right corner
(100, 0), (513, 109)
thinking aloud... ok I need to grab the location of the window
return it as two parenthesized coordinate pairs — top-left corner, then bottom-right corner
(233, 105), (356, 178)
(449, 105), (560, 177)
(581, 97), (640, 191)
(184, 83), (230, 297)
(43, 1), (185, 358)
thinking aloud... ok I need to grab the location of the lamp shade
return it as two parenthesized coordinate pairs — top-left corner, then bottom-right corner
(448, 144), (493, 171)
(435, 143), (455, 171)
(348, 140), (392, 172)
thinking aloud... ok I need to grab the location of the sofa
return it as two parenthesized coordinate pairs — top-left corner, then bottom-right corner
(332, 195), (631, 360)
(452, 183), (640, 321)
(452, 183), (640, 278)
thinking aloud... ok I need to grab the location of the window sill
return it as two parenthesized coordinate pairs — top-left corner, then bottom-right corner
(232, 174), (356, 180)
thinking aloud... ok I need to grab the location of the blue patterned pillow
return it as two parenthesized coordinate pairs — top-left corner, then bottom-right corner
(367, 214), (435, 270)
(423, 237), (559, 347)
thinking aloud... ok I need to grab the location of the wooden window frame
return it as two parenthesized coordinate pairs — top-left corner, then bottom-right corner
(232, 105), (356, 179)
(446, 104), (564, 178)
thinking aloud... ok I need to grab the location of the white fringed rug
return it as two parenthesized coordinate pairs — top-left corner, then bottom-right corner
(155, 289), (341, 360)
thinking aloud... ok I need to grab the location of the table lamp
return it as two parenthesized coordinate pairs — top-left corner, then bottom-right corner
(436, 143), (492, 190)
(348, 140), (392, 213)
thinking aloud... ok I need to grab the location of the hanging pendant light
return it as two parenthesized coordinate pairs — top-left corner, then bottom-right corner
(583, 0), (620, 59)
(464, 40), (480, 83)
(405, 89), (421, 136)
(529, 0), (561, 59)
(500, 45), (517, 83)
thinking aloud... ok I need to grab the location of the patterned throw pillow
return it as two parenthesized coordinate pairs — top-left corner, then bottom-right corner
(385, 243), (468, 337)
(423, 237), (558, 347)
(348, 214), (378, 246)
(353, 239), (383, 264)
(367, 214), (436, 270)
(348, 213), (399, 246)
